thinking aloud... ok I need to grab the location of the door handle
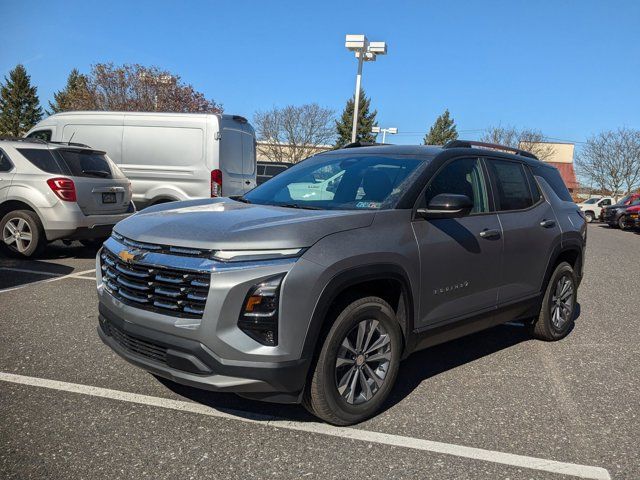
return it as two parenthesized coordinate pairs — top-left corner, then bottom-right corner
(245, 180), (251, 184)
(479, 229), (501, 239)
(540, 219), (556, 228)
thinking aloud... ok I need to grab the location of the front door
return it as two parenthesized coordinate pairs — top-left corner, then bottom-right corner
(412, 157), (503, 329)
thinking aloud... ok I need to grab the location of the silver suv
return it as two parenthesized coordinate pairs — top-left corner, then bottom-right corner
(0, 139), (134, 257)
(97, 141), (586, 425)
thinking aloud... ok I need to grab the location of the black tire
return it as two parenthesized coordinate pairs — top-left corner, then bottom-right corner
(0, 210), (46, 258)
(584, 211), (594, 223)
(618, 215), (628, 230)
(530, 262), (577, 341)
(303, 296), (402, 425)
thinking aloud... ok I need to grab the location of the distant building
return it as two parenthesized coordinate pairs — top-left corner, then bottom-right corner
(256, 141), (333, 163)
(520, 141), (578, 192)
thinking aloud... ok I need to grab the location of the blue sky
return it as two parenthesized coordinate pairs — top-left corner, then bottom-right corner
(2, 0), (639, 145)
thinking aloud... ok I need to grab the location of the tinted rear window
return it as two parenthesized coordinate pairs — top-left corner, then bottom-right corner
(0, 149), (13, 172)
(533, 166), (573, 202)
(54, 149), (113, 179)
(17, 148), (64, 174)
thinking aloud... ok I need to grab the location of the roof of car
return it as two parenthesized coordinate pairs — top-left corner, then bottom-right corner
(322, 142), (546, 166)
(0, 137), (100, 152)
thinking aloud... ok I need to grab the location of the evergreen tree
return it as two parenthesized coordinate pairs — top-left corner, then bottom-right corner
(335, 88), (377, 146)
(0, 64), (43, 136)
(48, 68), (94, 114)
(424, 109), (458, 145)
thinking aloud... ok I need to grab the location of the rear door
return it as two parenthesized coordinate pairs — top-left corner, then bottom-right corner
(218, 117), (256, 195)
(485, 158), (560, 304)
(0, 148), (16, 203)
(55, 148), (131, 215)
(413, 157), (503, 328)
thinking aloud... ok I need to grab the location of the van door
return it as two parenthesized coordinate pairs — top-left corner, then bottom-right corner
(241, 125), (256, 193)
(218, 125), (246, 196)
(61, 124), (124, 164)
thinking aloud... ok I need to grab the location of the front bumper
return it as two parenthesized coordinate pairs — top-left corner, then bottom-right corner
(98, 304), (308, 403)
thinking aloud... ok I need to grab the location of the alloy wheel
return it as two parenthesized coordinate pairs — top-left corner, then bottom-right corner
(2, 217), (33, 253)
(335, 319), (392, 405)
(550, 275), (574, 330)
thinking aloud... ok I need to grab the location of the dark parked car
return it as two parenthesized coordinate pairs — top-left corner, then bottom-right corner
(97, 140), (585, 425)
(602, 193), (640, 229)
(257, 161), (291, 185)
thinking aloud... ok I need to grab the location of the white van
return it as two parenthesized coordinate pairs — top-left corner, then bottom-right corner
(25, 112), (256, 207)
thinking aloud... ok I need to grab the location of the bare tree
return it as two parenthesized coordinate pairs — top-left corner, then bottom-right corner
(254, 104), (335, 163)
(480, 126), (556, 161)
(576, 128), (640, 196)
(82, 63), (221, 113)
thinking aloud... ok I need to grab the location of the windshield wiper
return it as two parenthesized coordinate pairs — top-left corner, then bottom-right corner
(82, 169), (110, 178)
(277, 203), (323, 210)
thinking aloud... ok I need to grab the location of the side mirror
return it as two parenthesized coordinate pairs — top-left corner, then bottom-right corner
(416, 193), (473, 219)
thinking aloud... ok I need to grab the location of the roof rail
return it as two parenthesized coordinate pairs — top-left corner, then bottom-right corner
(342, 141), (389, 149)
(443, 140), (538, 160)
(0, 136), (47, 144)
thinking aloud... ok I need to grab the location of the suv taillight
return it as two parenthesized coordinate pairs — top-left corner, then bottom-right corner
(211, 169), (222, 197)
(47, 177), (77, 202)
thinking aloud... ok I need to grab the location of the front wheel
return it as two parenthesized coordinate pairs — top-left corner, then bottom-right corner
(304, 296), (402, 425)
(530, 262), (577, 341)
(618, 215), (628, 230)
(584, 211), (594, 223)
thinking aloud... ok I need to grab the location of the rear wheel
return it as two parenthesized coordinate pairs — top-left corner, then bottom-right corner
(530, 262), (576, 341)
(0, 210), (45, 258)
(304, 296), (402, 425)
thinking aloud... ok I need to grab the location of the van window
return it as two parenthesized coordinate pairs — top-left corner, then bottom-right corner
(27, 130), (52, 142)
(532, 165), (573, 202)
(17, 148), (64, 174)
(123, 126), (203, 167)
(54, 149), (114, 179)
(487, 159), (535, 211)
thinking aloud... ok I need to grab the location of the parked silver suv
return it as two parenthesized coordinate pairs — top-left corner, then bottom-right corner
(0, 139), (134, 257)
(97, 141), (586, 425)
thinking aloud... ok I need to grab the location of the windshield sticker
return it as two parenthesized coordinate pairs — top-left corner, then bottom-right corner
(356, 201), (381, 209)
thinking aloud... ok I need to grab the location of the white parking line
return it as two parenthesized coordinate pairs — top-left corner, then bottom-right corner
(0, 268), (96, 293)
(0, 372), (610, 480)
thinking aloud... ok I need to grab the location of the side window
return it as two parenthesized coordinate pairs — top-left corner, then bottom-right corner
(424, 157), (489, 214)
(532, 165), (573, 202)
(599, 199), (611, 207)
(0, 149), (14, 172)
(524, 166), (543, 202)
(16, 148), (65, 174)
(27, 130), (52, 142)
(487, 159), (535, 211)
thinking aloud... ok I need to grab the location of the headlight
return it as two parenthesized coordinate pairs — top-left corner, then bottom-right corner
(237, 274), (284, 346)
(212, 248), (303, 262)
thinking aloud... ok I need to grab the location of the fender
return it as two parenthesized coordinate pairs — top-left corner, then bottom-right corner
(540, 241), (584, 294)
(300, 263), (415, 361)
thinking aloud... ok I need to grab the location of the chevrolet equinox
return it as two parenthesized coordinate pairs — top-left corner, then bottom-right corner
(96, 140), (586, 425)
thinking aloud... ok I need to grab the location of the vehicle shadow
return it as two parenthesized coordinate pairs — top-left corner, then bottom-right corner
(158, 303), (582, 424)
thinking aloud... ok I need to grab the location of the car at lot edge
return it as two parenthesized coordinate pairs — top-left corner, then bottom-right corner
(625, 204), (640, 229)
(26, 112), (257, 209)
(257, 161), (291, 185)
(577, 196), (615, 223)
(96, 140), (585, 425)
(0, 138), (134, 257)
(601, 193), (640, 229)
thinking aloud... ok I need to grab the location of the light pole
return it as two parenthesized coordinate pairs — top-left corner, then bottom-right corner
(345, 35), (387, 143)
(372, 126), (398, 144)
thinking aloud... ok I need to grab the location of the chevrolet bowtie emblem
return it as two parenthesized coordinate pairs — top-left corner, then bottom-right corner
(118, 249), (138, 263)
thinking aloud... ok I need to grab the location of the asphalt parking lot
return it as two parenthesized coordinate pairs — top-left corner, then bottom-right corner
(0, 224), (638, 480)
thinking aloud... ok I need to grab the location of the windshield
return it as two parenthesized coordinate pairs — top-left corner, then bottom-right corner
(243, 154), (426, 210)
(583, 198), (599, 204)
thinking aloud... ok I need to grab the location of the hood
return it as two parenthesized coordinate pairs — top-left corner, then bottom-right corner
(114, 198), (376, 250)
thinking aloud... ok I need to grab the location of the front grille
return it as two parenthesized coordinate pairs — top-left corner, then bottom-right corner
(105, 321), (168, 365)
(100, 248), (210, 318)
